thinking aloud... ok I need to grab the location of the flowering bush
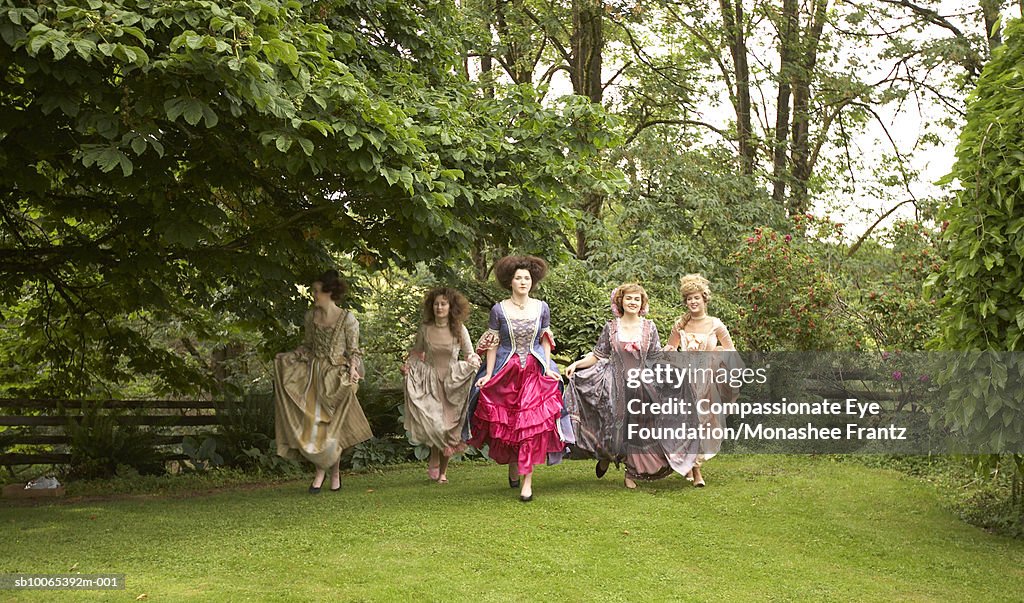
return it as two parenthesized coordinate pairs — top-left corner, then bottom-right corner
(730, 218), (844, 351)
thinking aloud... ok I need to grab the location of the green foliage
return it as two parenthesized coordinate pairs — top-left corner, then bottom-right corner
(0, 0), (621, 396)
(955, 454), (1024, 538)
(181, 435), (224, 471)
(840, 219), (941, 352)
(928, 18), (1024, 526)
(590, 144), (785, 287)
(347, 435), (412, 470)
(358, 265), (436, 388)
(356, 385), (405, 436)
(540, 262), (608, 363)
(65, 404), (165, 479)
(730, 219), (844, 351)
(932, 17), (1024, 353)
(212, 393), (290, 471)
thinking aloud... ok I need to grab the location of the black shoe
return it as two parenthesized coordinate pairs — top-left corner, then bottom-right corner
(508, 477), (520, 489)
(519, 494), (533, 503)
(595, 460), (610, 479)
(329, 485), (341, 492)
(308, 485), (321, 494)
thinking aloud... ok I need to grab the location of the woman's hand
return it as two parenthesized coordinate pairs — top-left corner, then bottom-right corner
(475, 374), (492, 388)
(544, 367), (561, 380)
(399, 363), (410, 376)
(349, 368), (361, 384)
(468, 353), (482, 369)
(565, 362), (578, 378)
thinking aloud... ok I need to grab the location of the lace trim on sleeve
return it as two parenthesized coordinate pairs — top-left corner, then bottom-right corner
(475, 329), (499, 355)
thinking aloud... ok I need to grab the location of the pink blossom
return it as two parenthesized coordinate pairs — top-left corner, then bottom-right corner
(918, 374), (930, 383)
(892, 370), (903, 381)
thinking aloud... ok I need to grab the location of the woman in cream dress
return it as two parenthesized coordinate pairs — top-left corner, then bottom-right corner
(402, 288), (480, 484)
(273, 270), (372, 493)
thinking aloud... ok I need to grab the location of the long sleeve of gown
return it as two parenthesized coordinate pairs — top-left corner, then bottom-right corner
(713, 319), (734, 350)
(593, 323), (612, 359)
(649, 322), (662, 352)
(337, 311), (365, 378)
(459, 325), (474, 360)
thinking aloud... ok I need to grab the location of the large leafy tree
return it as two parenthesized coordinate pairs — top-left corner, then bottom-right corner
(929, 17), (1024, 483)
(0, 0), (618, 395)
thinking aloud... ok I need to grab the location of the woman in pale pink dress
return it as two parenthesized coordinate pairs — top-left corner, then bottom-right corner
(664, 273), (740, 487)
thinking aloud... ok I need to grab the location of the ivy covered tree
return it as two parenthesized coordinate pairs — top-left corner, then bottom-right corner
(932, 17), (1024, 354)
(0, 0), (619, 396)
(929, 17), (1024, 513)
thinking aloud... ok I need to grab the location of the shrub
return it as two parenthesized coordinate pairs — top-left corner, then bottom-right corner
(66, 405), (165, 479)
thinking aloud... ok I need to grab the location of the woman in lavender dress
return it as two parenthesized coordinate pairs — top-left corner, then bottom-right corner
(565, 283), (697, 489)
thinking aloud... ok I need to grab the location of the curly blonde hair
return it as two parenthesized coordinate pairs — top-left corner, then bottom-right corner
(674, 273), (712, 331)
(612, 283), (649, 316)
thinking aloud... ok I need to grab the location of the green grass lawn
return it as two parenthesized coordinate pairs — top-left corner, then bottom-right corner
(2, 455), (1023, 601)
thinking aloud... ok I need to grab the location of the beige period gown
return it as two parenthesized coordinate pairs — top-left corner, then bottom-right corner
(273, 309), (373, 469)
(674, 316), (742, 464)
(402, 324), (477, 456)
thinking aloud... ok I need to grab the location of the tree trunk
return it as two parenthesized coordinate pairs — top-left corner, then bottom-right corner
(570, 0), (604, 258)
(788, 0), (829, 215)
(571, 0), (604, 103)
(980, 0), (1003, 52)
(719, 0), (755, 175)
(472, 238), (489, 281)
(771, 0), (798, 204)
(481, 54), (495, 98)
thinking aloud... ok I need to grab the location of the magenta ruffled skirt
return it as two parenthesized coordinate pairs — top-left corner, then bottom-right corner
(468, 357), (564, 475)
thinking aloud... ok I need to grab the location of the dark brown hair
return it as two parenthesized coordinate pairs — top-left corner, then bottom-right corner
(493, 255), (548, 290)
(421, 287), (470, 338)
(314, 269), (348, 302)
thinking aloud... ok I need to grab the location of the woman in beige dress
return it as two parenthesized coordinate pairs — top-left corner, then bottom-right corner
(273, 270), (373, 493)
(402, 288), (480, 484)
(664, 274), (740, 487)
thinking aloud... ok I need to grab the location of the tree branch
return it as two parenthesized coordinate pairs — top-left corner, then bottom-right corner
(847, 199), (917, 256)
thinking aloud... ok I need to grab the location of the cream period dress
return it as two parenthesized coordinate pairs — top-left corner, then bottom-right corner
(402, 324), (477, 455)
(273, 309), (372, 469)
